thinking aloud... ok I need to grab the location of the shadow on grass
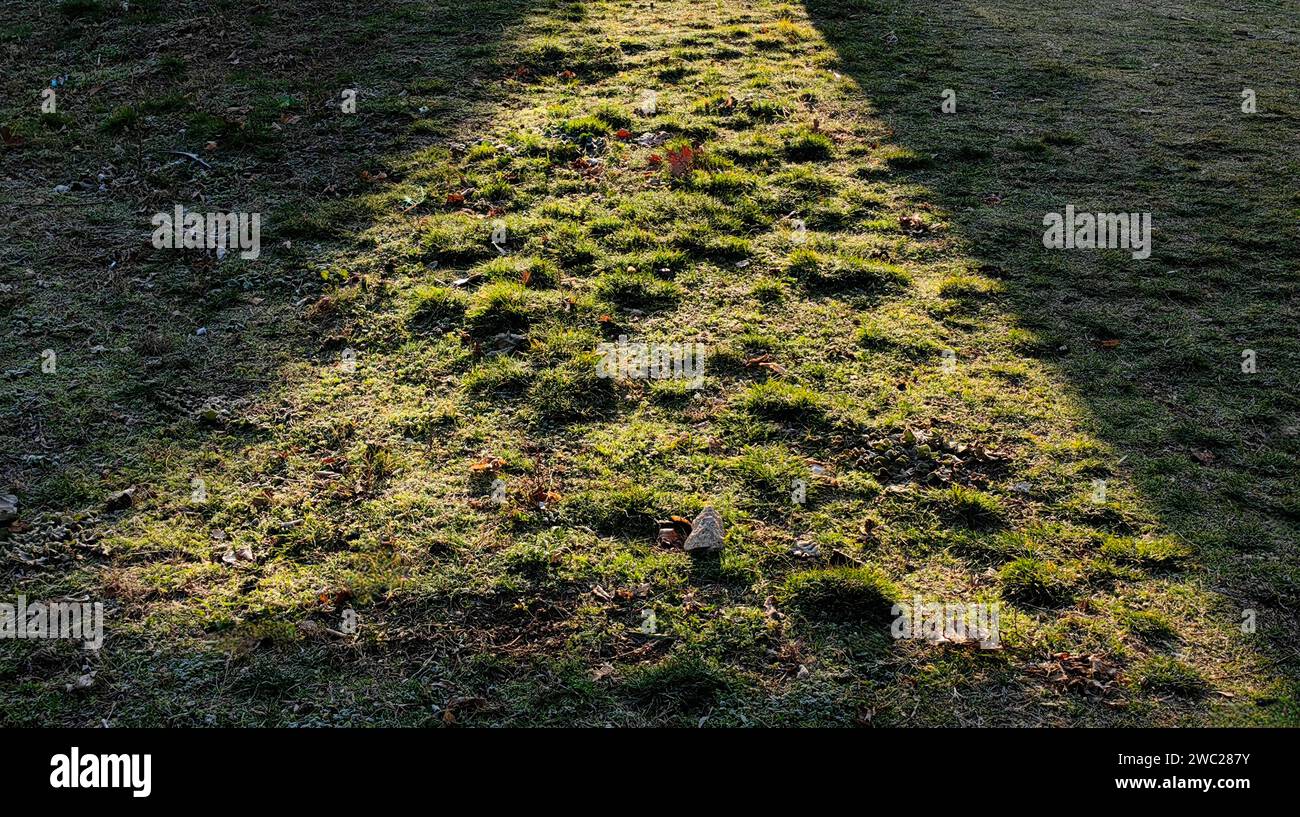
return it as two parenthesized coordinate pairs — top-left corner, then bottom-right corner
(4, 0), (1298, 727)
(0, 0), (553, 725)
(804, 0), (1300, 719)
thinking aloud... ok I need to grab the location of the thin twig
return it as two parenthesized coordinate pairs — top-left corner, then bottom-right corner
(167, 150), (213, 169)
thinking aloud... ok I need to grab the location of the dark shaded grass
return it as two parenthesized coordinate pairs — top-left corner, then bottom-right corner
(805, 0), (1300, 719)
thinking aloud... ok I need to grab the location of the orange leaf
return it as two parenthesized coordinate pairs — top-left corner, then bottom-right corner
(470, 456), (506, 472)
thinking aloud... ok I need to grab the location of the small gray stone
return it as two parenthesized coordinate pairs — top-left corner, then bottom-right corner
(0, 493), (18, 525)
(104, 487), (135, 512)
(684, 507), (724, 553)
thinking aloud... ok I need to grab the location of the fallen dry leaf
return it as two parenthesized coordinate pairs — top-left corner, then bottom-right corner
(527, 484), (561, 508)
(899, 213), (929, 233)
(470, 456), (507, 473)
(655, 515), (693, 547)
(1034, 652), (1121, 697)
(667, 144), (695, 177)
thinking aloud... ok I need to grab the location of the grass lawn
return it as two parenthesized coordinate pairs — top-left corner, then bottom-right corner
(1, 0), (1297, 726)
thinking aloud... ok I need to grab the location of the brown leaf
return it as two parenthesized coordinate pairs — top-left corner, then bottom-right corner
(655, 515), (693, 547)
(1034, 651), (1121, 697)
(527, 485), (561, 508)
(318, 588), (353, 608)
(469, 456), (506, 473)
(898, 213), (928, 233)
(744, 354), (788, 376)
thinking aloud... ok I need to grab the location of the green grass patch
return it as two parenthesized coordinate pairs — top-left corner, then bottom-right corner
(1130, 656), (1206, 696)
(780, 566), (897, 623)
(782, 126), (833, 161)
(736, 381), (827, 423)
(999, 557), (1077, 607)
